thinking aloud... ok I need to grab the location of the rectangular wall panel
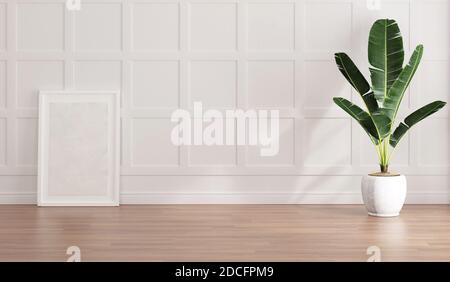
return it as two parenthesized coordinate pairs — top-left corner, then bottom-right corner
(0, 118), (5, 166)
(0, 61), (5, 109)
(0, 3), (6, 52)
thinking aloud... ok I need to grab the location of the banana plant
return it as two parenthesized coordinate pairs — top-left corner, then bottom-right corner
(333, 19), (446, 173)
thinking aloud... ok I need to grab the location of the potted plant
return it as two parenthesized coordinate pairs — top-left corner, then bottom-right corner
(333, 19), (446, 217)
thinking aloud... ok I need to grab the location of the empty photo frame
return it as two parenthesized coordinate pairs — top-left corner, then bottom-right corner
(37, 91), (120, 206)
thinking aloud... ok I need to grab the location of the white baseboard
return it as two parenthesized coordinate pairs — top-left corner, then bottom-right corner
(0, 192), (449, 204)
(0, 193), (36, 204)
(121, 192), (450, 204)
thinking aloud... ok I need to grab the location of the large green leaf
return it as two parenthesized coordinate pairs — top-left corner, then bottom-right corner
(368, 19), (404, 102)
(334, 53), (378, 113)
(333, 97), (380, 144)
(383, 44), (424, 122)
(390, 100), (446, 147)
(371, 111), (391, 139)
(389, 123), (408, 148)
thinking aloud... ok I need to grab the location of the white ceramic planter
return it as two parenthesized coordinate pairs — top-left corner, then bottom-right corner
(361, 174), (407, 217)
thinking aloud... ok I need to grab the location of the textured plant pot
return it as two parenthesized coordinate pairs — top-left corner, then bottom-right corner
(361, 174), (407, 217)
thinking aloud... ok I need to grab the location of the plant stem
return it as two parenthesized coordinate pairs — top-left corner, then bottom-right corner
(377, 138), (390, 173)
(375, 143), (382, 163)
(380, 163), (388, 173)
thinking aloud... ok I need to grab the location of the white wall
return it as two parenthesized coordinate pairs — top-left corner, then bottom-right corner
(0, 0), (449, 204)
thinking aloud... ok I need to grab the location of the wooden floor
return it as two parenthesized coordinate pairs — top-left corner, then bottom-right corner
(1, 205), (450, 261)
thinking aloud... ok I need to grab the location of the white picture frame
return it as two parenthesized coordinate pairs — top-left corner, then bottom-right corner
(37, 91), (120, 206)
